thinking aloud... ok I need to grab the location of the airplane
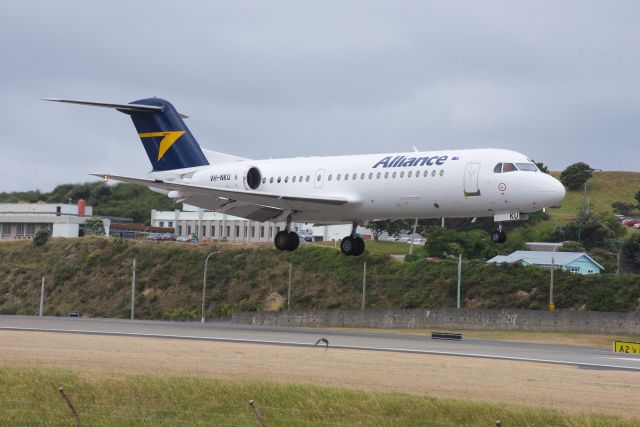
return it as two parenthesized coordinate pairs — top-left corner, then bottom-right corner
(45, 97), (566, 256)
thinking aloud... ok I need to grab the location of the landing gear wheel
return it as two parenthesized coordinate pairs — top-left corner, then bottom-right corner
(353, 236), (365, 256)
(340, 236), (366, 256)
(288, 231), (300, 251)
(274, 230), (291, 251)
(340, 236), (356, 256)
(491, 230), (507, 244)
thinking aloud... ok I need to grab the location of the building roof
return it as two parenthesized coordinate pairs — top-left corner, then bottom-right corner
(488, 251), (604, 270)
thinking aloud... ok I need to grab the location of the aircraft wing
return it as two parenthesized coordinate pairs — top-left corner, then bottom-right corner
(92, 174), (349, 221)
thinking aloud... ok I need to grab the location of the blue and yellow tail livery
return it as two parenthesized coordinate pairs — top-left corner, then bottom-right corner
(44, 97), (210, 171)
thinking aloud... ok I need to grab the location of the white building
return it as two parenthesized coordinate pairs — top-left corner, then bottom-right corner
(0, 202), (110, 240)
(150, 205), (372, 243)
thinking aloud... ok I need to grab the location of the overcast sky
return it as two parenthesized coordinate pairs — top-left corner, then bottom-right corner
(1, 1), (638, 192)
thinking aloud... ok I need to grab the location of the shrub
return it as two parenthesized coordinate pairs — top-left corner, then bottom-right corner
(33, 229), (51, 247)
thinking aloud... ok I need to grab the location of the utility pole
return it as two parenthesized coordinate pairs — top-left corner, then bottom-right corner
(362, 261), (367, 311)
(549, 247), (556, 311)
(457, 254), (462, 309)
(287, 261), (292, 312)
(39, 276), (45, 317)
(131, 258), (136, 320)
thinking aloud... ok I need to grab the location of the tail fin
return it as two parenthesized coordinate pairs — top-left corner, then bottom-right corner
(44, 97), (210, 171)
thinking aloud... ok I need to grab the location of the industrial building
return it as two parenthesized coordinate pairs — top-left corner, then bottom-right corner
(0, 201), (111, 240)
(150, 206), (372, 243)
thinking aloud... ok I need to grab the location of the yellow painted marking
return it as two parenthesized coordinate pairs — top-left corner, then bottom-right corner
(614, 341), (640, 354)
(138, 131), (185, 161)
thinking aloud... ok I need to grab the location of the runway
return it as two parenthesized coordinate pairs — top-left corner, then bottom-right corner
(1, 315), (639, 371)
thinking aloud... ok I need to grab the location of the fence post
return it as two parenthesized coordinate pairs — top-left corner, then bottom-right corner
(39, 276), (45, 317)
(249, 400), (269, 427)
(131, 258), (136, 320)
(362, 261), (367, 311)
(58, 387), (82, 427)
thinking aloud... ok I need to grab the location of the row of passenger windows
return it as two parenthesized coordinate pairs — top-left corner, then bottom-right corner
(262, 169), (445, 185)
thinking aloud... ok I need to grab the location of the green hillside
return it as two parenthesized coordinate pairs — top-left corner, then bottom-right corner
(543, 171), (640, 230)
(1, 237), (638, 319)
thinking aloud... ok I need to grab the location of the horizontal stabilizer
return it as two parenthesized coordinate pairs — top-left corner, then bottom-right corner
(43, 98), (189, 118)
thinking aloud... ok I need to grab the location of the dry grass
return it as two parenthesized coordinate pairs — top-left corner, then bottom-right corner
(1, 330), (640, 421)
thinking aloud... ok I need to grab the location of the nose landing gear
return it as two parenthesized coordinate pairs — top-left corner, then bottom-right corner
(491, 224), (507, 244)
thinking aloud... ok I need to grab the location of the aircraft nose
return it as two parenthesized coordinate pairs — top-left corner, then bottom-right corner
(541, 174), (566, 208)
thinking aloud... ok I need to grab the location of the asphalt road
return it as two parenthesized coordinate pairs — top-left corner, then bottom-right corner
(2, 315), (640, 371)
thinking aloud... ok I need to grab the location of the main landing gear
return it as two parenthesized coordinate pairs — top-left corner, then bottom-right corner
(274, 213), (300, 252)
(491, 224), (507, 244)
(340, 221), (365, 256)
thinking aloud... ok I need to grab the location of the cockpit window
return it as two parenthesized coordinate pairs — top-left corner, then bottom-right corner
(516, 163), (537, 171)
(494, 163), (502, 173)
(502, 163), (517, 172)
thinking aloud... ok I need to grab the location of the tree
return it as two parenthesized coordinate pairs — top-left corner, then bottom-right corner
(84, 217), (105, 235)
(611, 201), (636, 216)
(550, 214), (624, 249)
(635, 190), (640, 207)
(623, 233), (640, 266)
(559, 162), (593, 190)
(367, 220), (409, 240)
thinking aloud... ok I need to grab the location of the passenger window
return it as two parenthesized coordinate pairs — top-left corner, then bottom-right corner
(431, 170), (436, 177)
(494, 163), (502, 173)
(360, 173), (365, 180)
(262, 177), (266, 184)
(439, 170), (444, 176)
(292, 176), (297, 183)
(306, 175), (310, 182)
(284, 176), (289, 183)
(503, 163), (517, 172)
(316, 175), (321, 181)
(337, 174), (341, 181)
(269, 177), (274, 184)
(423, 170), (428, 177)
(327, 174), (332, 181)
(376, 172), (381, 179)
(400, 171), (404, 178)
(408, 171), (412, 178)
(277, 177), (281, 183)
(392, 172), (397, 179)
(345, 174), (349, 181)
(352, 173), (357, 180)
(368, 172), (373, 179)
(299, 176), (303, 182)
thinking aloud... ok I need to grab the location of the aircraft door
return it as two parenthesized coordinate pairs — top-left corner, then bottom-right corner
(464, 163), (481, 197)
(314, 168), (325, 189)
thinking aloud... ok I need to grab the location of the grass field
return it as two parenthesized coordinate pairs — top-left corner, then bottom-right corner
(1, 367), (636, 427)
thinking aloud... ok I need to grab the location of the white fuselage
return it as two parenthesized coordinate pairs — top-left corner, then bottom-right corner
(154, 148), (565, 224)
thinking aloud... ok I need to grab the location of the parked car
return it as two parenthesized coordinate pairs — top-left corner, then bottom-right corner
(145, 233), (162, 240)
(176, 235), (198, 243)
(634, 223), (640, 229)
(622, 218), (640, 227)
(160, 233), (176, 241)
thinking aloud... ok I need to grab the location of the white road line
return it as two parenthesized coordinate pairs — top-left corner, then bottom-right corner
(2, 326), (640, 371)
